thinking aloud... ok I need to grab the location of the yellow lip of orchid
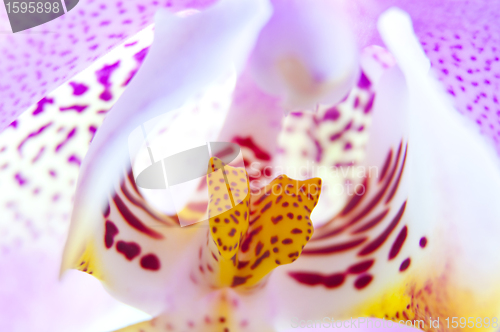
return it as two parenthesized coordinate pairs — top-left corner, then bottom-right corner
(202, 157), (321, 289)
(67, 153), (322, 332)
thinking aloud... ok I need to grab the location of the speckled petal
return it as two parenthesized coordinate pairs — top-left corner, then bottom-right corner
(61, 0), (271, 323)
(275, 46), (396, 224)
(0, 0), (218, 132)
(345, 0), (500, 153)
(267, 9), (500, 331)
(0, 26), (155, 331)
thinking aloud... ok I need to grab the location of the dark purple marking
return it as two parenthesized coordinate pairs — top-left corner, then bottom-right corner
(69, 82), (89, 96)
(303, 237), (367, 255)
(233, 136), (271, 161)
(399, 258), (411, 271)
(14, 172), (28, 186)
(419, 237), (428, 248)
(17, 122), (53, 156)
(323, 107), (340, 121)
(358, 201), (407, 256)
(357, 72), (371, 89)
(351, 209), (389, 234)
(347, 259), (374, 274)
(103, 202), (110, 218)
(354, 274), (373, 289)
(55, 127), (77, 152)
(96, 61), (120, 101)
(32, 97), (54, 116)
(104, 221), (119, 249)
(379, 150), (393, 183)
(241, 226), (263, 253)
(385, 146), (408, 203)
(112, 194), (164, 239)
(289, 271), (346, 289)
(116, 241), (141, 260)
(32, 147), (45, 163)
(388, 226), (408, 260)
(231, 275), (252, 287)
(68, 154), (81, 166)
(59, 105), (88, 113)
(89, 125), (97, 142)
(250, 250), (270, 270)
(364, 95), (375, 114)
(140, 254), (160, 271)
(340, 178), (368, 216)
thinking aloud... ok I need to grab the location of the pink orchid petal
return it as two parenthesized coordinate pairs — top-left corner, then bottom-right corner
(274, 46), (396, 224)
(346, 0), (500, 152)
(0, 249), (139, 332)
(266, 53), (410, 325)
(265, 7), (500, 326)
(61, 0), (272, 327)
(249, 0), (359, 112)
(380, 6), (500, 315)
(218, 68), (284, 189)
(0, 28), (155, 330)
(0, 0), (217, 132)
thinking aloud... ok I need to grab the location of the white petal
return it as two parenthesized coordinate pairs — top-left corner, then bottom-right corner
(62, 0), (272, 320)
(249, 0), (359, 112)
(380, 7), (500, 296)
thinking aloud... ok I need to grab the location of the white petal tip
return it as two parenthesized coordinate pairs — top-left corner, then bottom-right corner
(377, 7), (430, 73)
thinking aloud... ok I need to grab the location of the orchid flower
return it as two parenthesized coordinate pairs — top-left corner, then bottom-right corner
(1, 0), (500, 331)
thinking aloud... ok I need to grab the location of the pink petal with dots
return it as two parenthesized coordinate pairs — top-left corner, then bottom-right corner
(266, 8), (500, 325)
(0, 27), (156, 331)
(345, 0), (500, 152)
(61, 0), (271, 321)
(0, 0), (218, 132)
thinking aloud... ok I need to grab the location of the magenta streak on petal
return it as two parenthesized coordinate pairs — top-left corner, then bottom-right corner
(306, 129), (323, 163)
(124, 41), (139, 47)
(363, 94), (375, 114)
(14, 172), (28, 186)
(112, 194), (164, 239)
(68, 154), (81, 167)
(322, 106), (341, 121)
(0, 0), (220, 133)
(96, 61), (120, 101)
(9, 121), (18, 129)
(302, 237), (367, 255)
(17, 122), (53, 157)
(358, 201), (407, 256)
(69, 82), (89, 96)
(329, 132), (343, 141)
(32, 97), (54, 116)
(59, 105), (89, 113)
(32, 146), (46, 164)
(55, 127), (77, 153)
(133, 47), (149, 63)
(357, 71), (371, 89)
(288, 271), (346, 288)
(89, 125), (97, 143)
(122, 47), (150, 86)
